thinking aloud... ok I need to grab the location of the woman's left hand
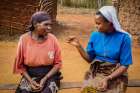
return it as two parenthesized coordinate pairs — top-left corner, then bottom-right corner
(97, 77), (109, 91)
(39, 77), (47, 89)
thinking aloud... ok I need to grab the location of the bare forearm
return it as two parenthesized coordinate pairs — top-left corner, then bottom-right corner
(76, 44), (91, 63)
(106, 66), (128, 80)
(67, 36), (91, 62)
(22, 71), (32, 83)
(44, 65), (60, 79)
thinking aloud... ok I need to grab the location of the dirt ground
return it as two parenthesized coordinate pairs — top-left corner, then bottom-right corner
(0, 13), (140, 93)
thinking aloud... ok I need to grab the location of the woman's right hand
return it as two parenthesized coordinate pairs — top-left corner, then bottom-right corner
(30, 80), (40, 91)
(22, 72), (41, 91)
(66, 36), (80, 47)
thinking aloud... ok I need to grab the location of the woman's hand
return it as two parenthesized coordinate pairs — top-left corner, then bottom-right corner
(39, 77), (48, 89)
(66, 36), (91, 62)
(22, 71), (40, 91)
(97, 77), (109, 91)
(66, 36), (80, 47)
(30, 80), (40, 91)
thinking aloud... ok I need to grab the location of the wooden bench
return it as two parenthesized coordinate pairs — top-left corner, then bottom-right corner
(0, 80), (140, 90)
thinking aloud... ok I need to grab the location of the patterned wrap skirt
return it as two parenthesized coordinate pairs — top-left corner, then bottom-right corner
(15, 65), (62, 93)
(81, 60), (128, 93)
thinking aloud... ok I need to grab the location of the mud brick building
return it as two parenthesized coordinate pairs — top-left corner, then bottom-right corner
(118, 0), (140, 41)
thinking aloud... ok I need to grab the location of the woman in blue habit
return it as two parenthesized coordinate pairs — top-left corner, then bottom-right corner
(67, 6), (132, 93)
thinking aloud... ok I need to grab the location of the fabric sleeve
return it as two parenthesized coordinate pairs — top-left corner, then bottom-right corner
(86, 32), (96, 61)
(53, 38), (62, 69)
(119, 34), (132, 67)
(13, 36), (26, 74)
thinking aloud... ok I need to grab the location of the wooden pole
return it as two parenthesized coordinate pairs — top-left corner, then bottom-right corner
(0, 80), (140, 90)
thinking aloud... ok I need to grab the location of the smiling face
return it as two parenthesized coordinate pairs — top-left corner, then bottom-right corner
(95, 14), (113, 33)
(35, 20), (52, 36)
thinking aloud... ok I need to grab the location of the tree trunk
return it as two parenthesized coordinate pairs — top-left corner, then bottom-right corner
(96, 0), (105, 9)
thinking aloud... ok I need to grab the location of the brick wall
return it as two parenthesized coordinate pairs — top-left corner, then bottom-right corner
(1, 0), (139, 37)
(0, 0), (39, 34)
(118, 0), (140, 39)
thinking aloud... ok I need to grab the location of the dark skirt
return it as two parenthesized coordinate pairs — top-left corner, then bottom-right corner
(15, 65), (62, 93)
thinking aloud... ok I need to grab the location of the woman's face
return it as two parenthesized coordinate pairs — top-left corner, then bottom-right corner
(95, 15), (111, 33)
(35, 20), (52, 36)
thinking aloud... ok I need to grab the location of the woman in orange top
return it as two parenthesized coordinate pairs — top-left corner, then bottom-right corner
(14, 11), (62, 93)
